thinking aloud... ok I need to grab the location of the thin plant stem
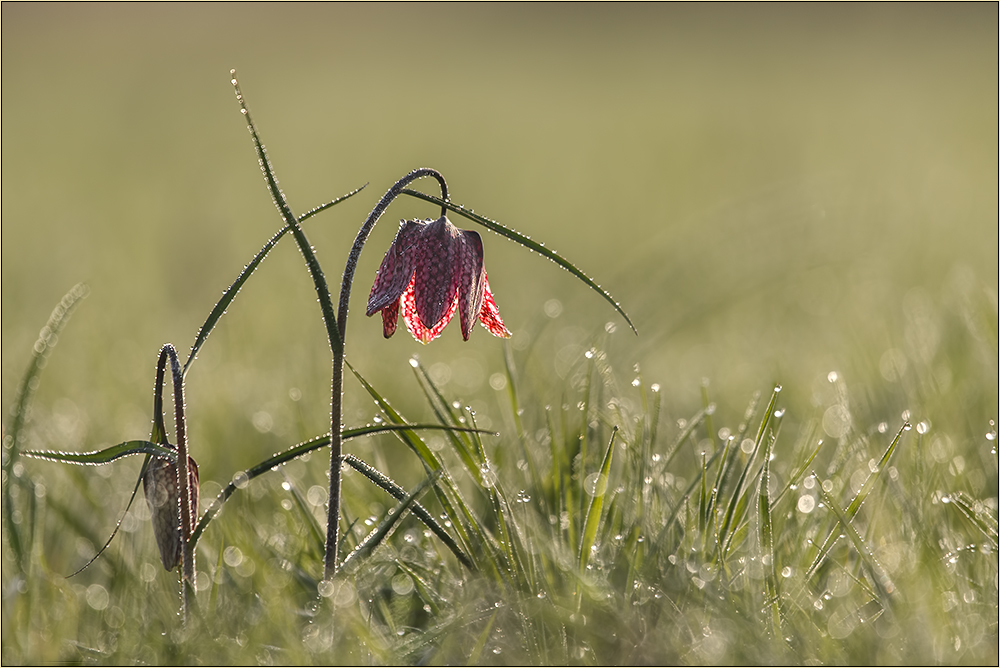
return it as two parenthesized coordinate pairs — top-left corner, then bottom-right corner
(324, 168), (448, 579)
(156, 344), (195, 621)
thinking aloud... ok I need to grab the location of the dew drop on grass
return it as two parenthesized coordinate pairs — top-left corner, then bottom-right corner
(651, 383), (660, 392)
(827, 372), (838, 383)
(233, 471), (250, 489)
(632, 377), (641, 387)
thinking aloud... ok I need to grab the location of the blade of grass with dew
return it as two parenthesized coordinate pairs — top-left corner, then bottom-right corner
(394, 559), (444, 616)
(698, 453), (710, 538)
(470, 429), (527, 588)
(22, 441), (177, 466)
(655, 435), (727, 550)
(183, 185), (365, 375)
(347, 360), (506, 579)
(706, 436), (735, 548)
(231, 71), (342, 356)
(846, 422), (908, 518)
(806, 422), (907, 578)
(545, 406), (571, 547)
(659, 406), (710, 472)
(501, 344), (547, 518)
(466, 606), (500, 666)
(757, 431), (782, 639)
(945, 491), (999, 550)
(718, 386), (780, 559)
(725, 415), (786, 556)
(281, 471), (325, 560)
(339, 470), (441, 572)
(62, 460), (152, 577)
(343, 454), (472, 569)
(401, 189), (636, 335)
(208, 539), (224, 618)
(482, 461), (533, 591)
(410, 358), (482, 483)
(188, 425), (485, 557)
(816, 480), (896, 604)
(3, 283), (88, 572)
(579, 427), (619, 575)
(487, 486), (522, 587)
(770, 435), (824, 510)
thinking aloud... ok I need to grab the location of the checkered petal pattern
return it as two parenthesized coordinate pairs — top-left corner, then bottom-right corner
(366, 216), (510, 344)
(143, 450), (200, 571)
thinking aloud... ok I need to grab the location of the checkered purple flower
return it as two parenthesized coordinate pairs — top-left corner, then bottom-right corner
(366, 216), (510, 344)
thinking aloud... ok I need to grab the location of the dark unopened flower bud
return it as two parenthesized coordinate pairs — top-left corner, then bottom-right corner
(143, 449), (199, 571)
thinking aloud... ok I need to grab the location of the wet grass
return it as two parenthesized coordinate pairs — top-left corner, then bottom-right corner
(3, 274), (997, 664)
(2, 4), (997, 665)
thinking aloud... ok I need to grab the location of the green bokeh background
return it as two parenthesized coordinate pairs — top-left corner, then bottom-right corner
(2, 4), (997, 527)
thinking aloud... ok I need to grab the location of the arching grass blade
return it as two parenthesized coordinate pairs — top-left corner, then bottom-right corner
(339, 471), (441, 572)
(23, 440), (176, 465)
(580, 427), (618, 575)
(401, 189), (636, 335)
(3, 283), (88, 573)
(183, 185), (365, 375)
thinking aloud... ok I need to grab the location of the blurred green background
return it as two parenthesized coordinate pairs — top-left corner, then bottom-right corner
(2, 4), (997, 515)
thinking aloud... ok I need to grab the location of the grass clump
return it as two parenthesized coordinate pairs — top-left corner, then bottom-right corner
(3, 277), (996, 664)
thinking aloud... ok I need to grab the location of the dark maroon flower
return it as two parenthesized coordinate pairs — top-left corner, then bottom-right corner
(366, 216), (511, 344)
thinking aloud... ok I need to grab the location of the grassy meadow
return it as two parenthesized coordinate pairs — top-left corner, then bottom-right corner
(2, 4), (997, 664)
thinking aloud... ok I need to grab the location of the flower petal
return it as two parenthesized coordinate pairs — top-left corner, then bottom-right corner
(411, 217), (461, 330)
(478, 275), (511, 339)
(402, 275), (457, 344)
(380, 298), (400, 338)
(456, 229), (486, 341)
(367, 220), (422, 317)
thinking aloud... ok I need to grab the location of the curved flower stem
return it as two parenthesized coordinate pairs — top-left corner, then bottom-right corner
(155, 344), (195, 622)
(323, 168), (448, 580)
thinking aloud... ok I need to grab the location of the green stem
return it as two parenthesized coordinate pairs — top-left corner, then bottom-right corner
(324, 167), (448, 580)
(156, 344), (195, 622)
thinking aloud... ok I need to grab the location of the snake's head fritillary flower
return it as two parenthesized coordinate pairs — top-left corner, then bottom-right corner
(366, 216), (511, 344)
(143, 449), (200, 571)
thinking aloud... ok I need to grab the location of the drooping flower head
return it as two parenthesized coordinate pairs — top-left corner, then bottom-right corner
(367, 216), (511, 344)
(143, 448), (200, 571)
